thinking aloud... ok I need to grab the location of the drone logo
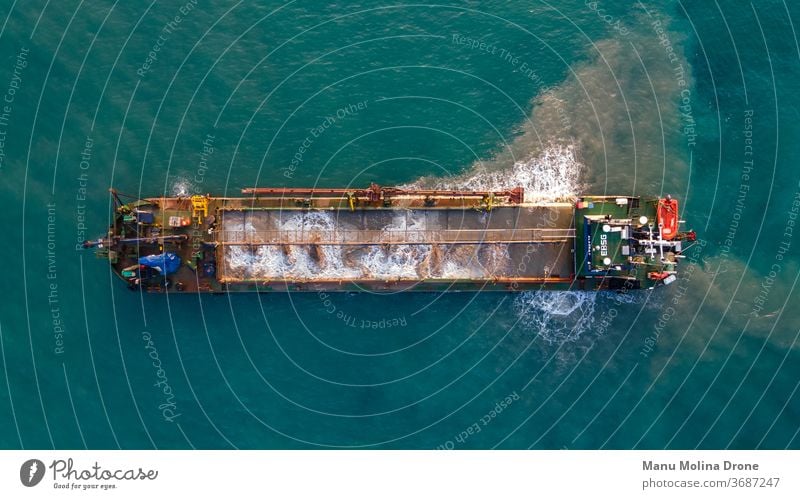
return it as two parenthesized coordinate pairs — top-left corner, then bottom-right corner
(20, 459), (45, 487)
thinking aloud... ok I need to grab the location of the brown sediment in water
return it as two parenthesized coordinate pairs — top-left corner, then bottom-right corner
(281, 244), (295, 266)
(341, 246), (362, 269)
(418, 245), (432, 277)
(309, 243), (325, 266)
(428, 244), (443, 276)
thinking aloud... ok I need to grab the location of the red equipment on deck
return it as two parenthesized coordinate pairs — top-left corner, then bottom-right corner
(657, 197), (679, 240)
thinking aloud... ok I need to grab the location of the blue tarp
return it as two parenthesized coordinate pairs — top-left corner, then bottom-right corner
(135, 211), (155, 224)
(138, 252), (181, 276)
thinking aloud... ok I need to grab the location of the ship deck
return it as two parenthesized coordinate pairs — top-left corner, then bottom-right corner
(101, 189), (683, 293)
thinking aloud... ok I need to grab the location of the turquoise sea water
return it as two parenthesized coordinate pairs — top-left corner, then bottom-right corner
(0, 0), (798, 449)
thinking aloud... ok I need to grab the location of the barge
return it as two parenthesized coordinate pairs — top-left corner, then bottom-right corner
(84, 184), (695, 293)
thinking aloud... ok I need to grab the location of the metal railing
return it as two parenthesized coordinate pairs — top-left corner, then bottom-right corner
(217, 227), (575, 245)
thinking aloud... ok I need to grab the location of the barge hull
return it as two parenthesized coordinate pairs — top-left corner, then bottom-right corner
(90, 185), (690, 293)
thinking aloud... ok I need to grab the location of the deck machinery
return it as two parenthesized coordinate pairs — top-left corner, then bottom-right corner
(85, 184), (694, 293)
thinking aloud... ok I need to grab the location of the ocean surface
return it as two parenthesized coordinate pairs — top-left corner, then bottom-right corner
(0, 0), (798, 449)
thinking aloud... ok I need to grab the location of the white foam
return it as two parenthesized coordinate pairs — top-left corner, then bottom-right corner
(438, 259), (467, 279)
(170, 177), (195, 197)
(222, 236), (507, 281)
(221, 194), (521, 281)
(222, 208), (506, 280)
(225, 245), (290, 279)
(513, 291), (597, 344)
(279, 210), (337, 232)
(405, 144), (582, 202)
(461, 144), (582, 202)
(359, 244), (431, 279)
